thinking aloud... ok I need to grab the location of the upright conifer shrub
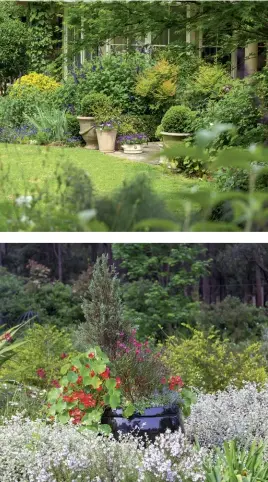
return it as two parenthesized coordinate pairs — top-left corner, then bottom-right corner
(74, 254), (129, 358)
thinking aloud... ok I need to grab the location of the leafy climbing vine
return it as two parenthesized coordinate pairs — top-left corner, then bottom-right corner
(27, 2), (58, 73)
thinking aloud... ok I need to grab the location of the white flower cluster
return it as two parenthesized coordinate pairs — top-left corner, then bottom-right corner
(185, 382), (268, 448)
(0, 415), (206, 482)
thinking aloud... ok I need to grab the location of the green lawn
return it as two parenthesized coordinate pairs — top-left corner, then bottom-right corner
(0, 144), (209, 213)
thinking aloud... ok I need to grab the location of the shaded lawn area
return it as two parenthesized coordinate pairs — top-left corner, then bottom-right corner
(0, 144), (210, 214)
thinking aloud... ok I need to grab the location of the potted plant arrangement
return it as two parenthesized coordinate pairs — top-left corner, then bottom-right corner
(93, 99), (122, 153)
(118, 133), (148, 155)
(77, 93), (110, 150)
(101, 330), (195, 442)
(157, 105), (197, 148)
(46, 334), (195, 442)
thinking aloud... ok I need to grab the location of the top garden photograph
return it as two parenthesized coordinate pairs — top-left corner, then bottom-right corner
(2, 0), (268, 232)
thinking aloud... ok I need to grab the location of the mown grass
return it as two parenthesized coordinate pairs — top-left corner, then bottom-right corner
(0, 144), (210, 214)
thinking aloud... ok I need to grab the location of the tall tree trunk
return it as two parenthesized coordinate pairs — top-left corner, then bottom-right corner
(255, 263), (264, 306)
(0, 243), (6, 266)
(57, 244), (63, 282)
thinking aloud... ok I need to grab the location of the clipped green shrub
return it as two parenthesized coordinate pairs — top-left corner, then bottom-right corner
(160, 105), (196, 133)
(162, 327), (267, 393)
(0, 323), (74, 389)
(80, 92), (112, 117)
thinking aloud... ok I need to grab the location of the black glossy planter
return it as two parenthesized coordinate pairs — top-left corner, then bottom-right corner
(101, 405), (184, 443)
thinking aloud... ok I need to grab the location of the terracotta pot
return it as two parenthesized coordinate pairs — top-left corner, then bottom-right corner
(160, 131), (191, 148)
(122, 144), (143, 154)
(101, 405), (184, 443)
(96, 129), (117, 153)
(77, 116), (98, 149)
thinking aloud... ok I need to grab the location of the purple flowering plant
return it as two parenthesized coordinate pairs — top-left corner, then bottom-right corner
(118, 133), (147, 145)
(95, 120), (119, 131)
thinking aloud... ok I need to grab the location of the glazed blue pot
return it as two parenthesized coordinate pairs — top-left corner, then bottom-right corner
(101, 405), (184, 442)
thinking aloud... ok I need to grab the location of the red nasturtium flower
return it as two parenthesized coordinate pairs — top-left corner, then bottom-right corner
(115, 377), (121, 389)
(36, 368), (46, 379)
(168, 376), (184, 390)
(60, 353), (68, 359)
(100, 367), (110, 379)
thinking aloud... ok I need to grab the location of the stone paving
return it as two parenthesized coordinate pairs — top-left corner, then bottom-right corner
(109, 142), (163, 165)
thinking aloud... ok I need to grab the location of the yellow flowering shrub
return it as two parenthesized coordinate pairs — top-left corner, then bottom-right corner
(162, 327), (267, 393)
(13, 72), (60, 93)
(135, 59), (179, 111)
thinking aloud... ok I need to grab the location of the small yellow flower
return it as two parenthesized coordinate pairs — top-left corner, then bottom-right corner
(13, 72), (60, 92)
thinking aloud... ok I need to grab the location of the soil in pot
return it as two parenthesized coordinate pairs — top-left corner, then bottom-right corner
(77, 117), (98, 149)
(101, 405), (184, 443)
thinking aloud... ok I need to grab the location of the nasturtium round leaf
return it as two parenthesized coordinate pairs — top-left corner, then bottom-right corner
(90, 376), (102, 389)
(48, 388), (61, 403)
(58, 413), (70, 424)
(61, 376), (69, 387)
(123, 404), (135, 418)
(105, 379), (116, 391)
(99, 424), (112, 435)
(82, 375), (92, 386)
(67, 371), (78, 383)
(110, 393), (120, 409)
(56, 400), (67, 413)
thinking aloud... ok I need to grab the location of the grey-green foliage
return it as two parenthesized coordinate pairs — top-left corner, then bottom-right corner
(24, 106), (68, 143)
(74, 254), (130, 358)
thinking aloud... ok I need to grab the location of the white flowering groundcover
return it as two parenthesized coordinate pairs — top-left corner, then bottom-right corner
(1, 383), (268, 482)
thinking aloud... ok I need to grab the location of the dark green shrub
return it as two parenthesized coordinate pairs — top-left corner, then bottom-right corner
(66, 113), (80, 138)
(198, 81), (265, 149)
(0, 268), (83, 329)
(58, 53), (152, 116)
(196, 296), (268, 343)
(215, 163), (268, 193)
(161, 105), (197, 133)
(0, 14), (28, 93)
(117, 114), (159, 141)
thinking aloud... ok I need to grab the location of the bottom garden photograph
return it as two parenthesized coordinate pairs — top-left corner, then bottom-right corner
(1, 242), (268, 481)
